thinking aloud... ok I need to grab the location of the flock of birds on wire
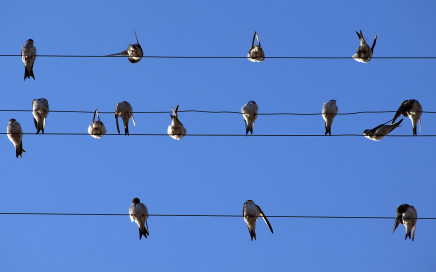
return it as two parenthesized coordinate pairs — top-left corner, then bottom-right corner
(10, 30), (419, 241)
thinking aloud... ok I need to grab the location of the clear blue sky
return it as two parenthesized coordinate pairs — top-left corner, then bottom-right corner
(1, 0), (435, 271)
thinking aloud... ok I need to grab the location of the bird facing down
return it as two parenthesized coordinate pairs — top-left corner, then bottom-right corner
(109, 31), (143, 63)
(243, 200), (273, 241)
(129, 198), (149, 240)
(393, 204), (417, 241)
(241, 100), (258, 135)
(322, 100), (338, 135)
(7, 119), (25, 158)
(167, 105), (186, 140)
(115, 101), (136, 136)
(21, 39), (37, 80)
(247, 32), (265, 62)
(352, 30), (377, 63)
(363, 119), (403, 141)
(392, 99), (422, 136)
(88, 109), (106, 139)
(32, 98), (49, 134)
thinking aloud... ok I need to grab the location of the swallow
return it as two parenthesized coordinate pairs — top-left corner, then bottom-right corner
(247, 32), (265, 62)
(352, 30), (377, 63)
(21, 39), (37, 80)
(363, 119), (403, 141)
(243, 200), (273, 241)
(129, 198), (149, 240)
(32, 98), (49, 134)
(241, 100), (258, 135)
(7, 119), (25, 158)
(88, 109), (106, 139)
(115, 101), (136, 136)
(167, 105), (186, 140)
(109, 31), (143, 63)
(322, 100), (338, 135)
(392, 99), (422, 136)
(393, 204), (417, 241)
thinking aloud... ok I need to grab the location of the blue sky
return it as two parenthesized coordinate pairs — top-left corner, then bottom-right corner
(1, 0), (436, 271)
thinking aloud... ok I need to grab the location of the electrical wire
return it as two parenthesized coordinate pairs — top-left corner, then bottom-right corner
(1, 133), (436, 137)
(0, 109), (434, 116)
(1, 54), (436, 59)
(0, 212), (430, 220)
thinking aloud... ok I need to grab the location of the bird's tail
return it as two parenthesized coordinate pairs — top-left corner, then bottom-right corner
(325, 122), (331, 136)
(245, 121), (254, 135)
(24, 67), (35, 80)
(249, 228), (256, 241)
(107, 50), (128, 57)
(139, 226), (149, 240)
(16, 142), (25, 158)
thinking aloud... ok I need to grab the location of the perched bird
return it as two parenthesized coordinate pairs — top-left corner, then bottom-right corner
(241, 100), (258, 135)
(109, 31), (143, 63)
(243, 200), (273, 241)
(322, 100), (338, 135)
(352, 30), (377, 63)
(129, 198), (149, 240)
(88, 109), (106, 139)
(247, 32), (265, 62)
(115, 101), (136, 136)
(393, 204), (417, 241)
(363, 119), (403, 141)
(21, 39), (37, 80)
(7, 119), (25, 158)
(167, 105), (186, 140)
(392, 99), (422, 136)
(32, 98), (49, 134)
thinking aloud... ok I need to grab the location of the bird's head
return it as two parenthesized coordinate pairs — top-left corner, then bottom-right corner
(132, 198), (141, 205)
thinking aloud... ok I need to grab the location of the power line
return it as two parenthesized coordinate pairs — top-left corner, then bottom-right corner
(0, 212), (430, 220)
(1, 132), (436, 137)
(1, 54), (436, 59)
(0, 109), (434, 116)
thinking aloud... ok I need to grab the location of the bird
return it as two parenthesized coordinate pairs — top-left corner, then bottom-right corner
(243, 200), (273, 241)
(241, 100), (258, 135)
(393, 204), (417, 241)
(115, 101), (136, 136)
(7, 119), (25, 158)
(129, 198), (149, 240)
(392, 99), (422, 136)
(32, 98), (49, 134)
(352, 30), (377, 63)
(363, 119), (403, 141)
(167, 105), (186, 140)
(21, 39), (37, 80)
(247, 32), (265, 62)
(109, 31), (143, 63)
(322, 100), (338, 135)
(88, 109), (106, 139)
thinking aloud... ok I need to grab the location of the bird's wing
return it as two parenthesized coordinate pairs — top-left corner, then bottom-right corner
(107, 50), (129, 56)
(393, 214), (402, 233)
(115, 114), (120, 134)
(257, 205), (273, 234)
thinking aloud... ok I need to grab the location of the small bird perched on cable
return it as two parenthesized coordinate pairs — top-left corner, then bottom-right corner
(243, 200), (273, 241)
(393, 204), (417, 241)
(109, 31), (143, 63)
(241, 100), (258, 135)
(88, 109), (106, 139)
(322, 100), (338, 135)
(129, 198), (149, 240)
(115, 101), (136, 136)
(21, 39), (37, 80)
(363, 119), (403, 141)
(32, 98), (49, 134)
(247, 32), (265, 62)
(7, 119), (25, 158)
(167, 105), (186, 140)
(392, 99), (422, 136)
(352, 30), (377, 63)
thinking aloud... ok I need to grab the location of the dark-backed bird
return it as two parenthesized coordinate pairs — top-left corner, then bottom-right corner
(393, 204), (417, 241)
(167, 105), (186, 140)
(32, 98), (49, 134)
(363, 119), (403, 141)
(88, 109), (106, 139)
(243, 200), (273, 241)
(352, 30), (377, 63)
(109, 31), (143, 63)
(7, 119), (25, 158)
(115, 101), (136, 136)
(247, 32), (265, 62)
(129, 198), (149, 240)
(392, 99), (422, 136)
(241, 100), (258, 135)
(21, 39), (37, 80)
